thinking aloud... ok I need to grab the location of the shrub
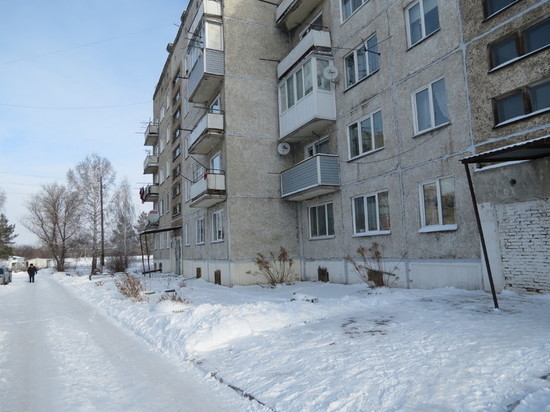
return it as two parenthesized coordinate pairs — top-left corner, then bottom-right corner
(345, 243), (398, 288)
(249, 247), (295, 286)
(115, 274), (145, 301)
(158, 292), (191, 304)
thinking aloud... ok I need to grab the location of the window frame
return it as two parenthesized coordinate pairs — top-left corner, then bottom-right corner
(184, 222), (190, 246)
(308, 202), (335, 240)
(489, 18), (550, 71)
(483, 0), (519, 20)
(405, 0), (440, 48)
(211, 210), (224, 243)
(352, 190), (391, 236)
(412, 78), (449, 135)
(341, 0), (368, 22)
(493, 79), (550, 126)
(195, 217), (205, 245)
(344, 34), (379, 89)
(305, 136), (330, 157)
(347, 110), (384, 160)
(418, 176), (457, 232)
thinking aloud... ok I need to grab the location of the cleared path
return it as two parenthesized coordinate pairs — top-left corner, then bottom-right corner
(0, 272), (242, 412)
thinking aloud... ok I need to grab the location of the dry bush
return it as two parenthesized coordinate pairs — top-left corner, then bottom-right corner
(248, 247), (295, 286)
(158, 292), (191, 304)
(115, 274), (145, 301)
(94, 280), (104, 287)
(345, 243), (398, 288)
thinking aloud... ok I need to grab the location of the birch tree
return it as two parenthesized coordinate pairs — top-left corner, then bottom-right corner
(67, 154), (115, 273)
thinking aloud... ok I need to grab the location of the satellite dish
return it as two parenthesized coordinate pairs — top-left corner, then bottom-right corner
(277, 142), (291, 156)
(148, 210), (159, 223)
(323, 65), (339, 82)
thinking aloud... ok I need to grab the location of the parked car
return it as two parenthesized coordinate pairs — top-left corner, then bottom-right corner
(0, 267), (12, 285)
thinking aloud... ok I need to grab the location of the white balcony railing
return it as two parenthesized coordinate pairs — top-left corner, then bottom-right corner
(187, 111), (225, 154)
(190, 171), (226, 208)
(144, 123), (159, 146)
(143, 155), (159, 174)
(276, 0), (324, 30)
(281, 154), (339, 201)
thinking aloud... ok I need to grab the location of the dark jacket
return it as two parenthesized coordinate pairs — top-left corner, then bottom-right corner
(27, 266), (38, 276)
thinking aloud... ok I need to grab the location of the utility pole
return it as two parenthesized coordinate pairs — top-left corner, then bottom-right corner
(100, 175), (105, 273)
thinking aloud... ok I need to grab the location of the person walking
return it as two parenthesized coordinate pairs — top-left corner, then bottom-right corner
(27, 264), (38, 283)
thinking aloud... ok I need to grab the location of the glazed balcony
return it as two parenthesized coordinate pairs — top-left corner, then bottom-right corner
(139, 184), (159, 203)
(187, 49), (224, 103)
(144, 123), (159, 146)
(277, 28), (331, 79)
(281, 154), (339, 201)
(143, 155), (159, 174)
(190, 171), (226, 208)
(276, 0), (324, 31)
(187, 110), (225, 154)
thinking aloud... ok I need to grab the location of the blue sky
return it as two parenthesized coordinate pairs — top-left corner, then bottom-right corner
(0, 1), (186, 245)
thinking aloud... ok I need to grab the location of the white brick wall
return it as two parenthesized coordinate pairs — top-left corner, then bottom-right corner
(497, 198), (550, 293)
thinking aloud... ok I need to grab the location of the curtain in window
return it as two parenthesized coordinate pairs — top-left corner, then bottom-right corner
(422, 182), (438, 226)
(378, 191), (390, 230)
(366, 195), (377, 231)
(360, 118), (373, 154)
(317, 60), (331, 91)
(432, 79), (448, 126)
(373, 111), (384, 149)
(415, 88), (431, 131)
(367, 36), (379, 74)
(408, 3), (422, 45)
(349, 124), (359, 157)
(303, 60), (313, 95)
(354, 197), (365, 233)
(440, 178), (455, 225)
(345, 54), (356, 87)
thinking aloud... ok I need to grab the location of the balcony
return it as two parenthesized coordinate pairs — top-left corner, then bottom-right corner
(276, 0), (324, 31)
(190, 171), (226, 208)
(139, 184), (159, 203)
(188, 111), (225, 154)
(278, 29), (331, 79)
(144, 123), (159, 146)
(281, 154), (339, 201)
(187, 49), (224, 103)
(143, 155), (159, 174)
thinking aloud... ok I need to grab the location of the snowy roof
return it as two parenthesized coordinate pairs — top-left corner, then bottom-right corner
(461, 135), (550, 164)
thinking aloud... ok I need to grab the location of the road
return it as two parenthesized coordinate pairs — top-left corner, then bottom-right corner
(0, 272), (242, 412)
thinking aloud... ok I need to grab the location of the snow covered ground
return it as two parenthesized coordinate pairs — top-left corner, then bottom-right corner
(2, 269), (550, 411)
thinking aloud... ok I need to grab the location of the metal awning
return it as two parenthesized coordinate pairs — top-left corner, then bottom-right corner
(139, 225), (182, 275)
(461, 135), (550, 308)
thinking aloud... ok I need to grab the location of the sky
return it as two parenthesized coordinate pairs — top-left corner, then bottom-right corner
(2, 266), (550, 411)
(0, 1), (187, 245)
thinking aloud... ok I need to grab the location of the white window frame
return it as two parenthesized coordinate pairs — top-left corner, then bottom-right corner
(412, 78), (449, 135)
(352, 190), (391, 236)
(419, 177), (457, 232)
(308, 202), (335, 239)
(341, 0), (368, 22)
(196, 217), (205, 245)
(184, 222), (190, 246)
(347, 110), (384, 160)
(406, 0), (440, 48)
(184, 180), (191, 202)
(211, 210), (224, 243)
(344, 34), (379, 88)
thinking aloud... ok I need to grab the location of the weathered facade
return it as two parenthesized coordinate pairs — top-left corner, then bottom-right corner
(140, 0), (549, 292)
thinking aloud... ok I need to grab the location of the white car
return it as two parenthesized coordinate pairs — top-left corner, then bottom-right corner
(0, 267), (12, 285)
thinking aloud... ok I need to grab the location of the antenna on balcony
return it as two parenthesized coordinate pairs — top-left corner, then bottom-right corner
(362, 38), (381, 56)
(277, 142), (291, 156)
(323, 65), (339, 83)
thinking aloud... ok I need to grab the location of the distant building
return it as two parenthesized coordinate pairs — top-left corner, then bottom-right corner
(139, 0), (549, 292)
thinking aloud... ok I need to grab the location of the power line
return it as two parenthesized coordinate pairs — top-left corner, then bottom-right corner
(0, 101), (150, 110)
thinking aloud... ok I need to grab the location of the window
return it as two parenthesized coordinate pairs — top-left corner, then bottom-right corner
(309, 203), (335, 239)
(419, 177), (456, 231)
(348, 110), (384, 159)
(279, 59), (319, 114)
(172, 203), (181, 216)
(210, 153), (221, 173)
(212, 211), (224, 242)
(345, 35), (379, 88)
(406, 0), (440, 47)
(413, 78), (449, 134)
(299, 13), (323, 39)
(490, 19), (550, 69)
(210, 94), (222, 114)
(173, 128), (181, 142)
(353, 191), (390, 235)
(184, 180), (191, 202)
(172, 164), (181, 179)
(341, 0), (368, 21)
(483, 0), (518, 18)
(184, 222), (190, 246)
(196, 218), (205, 244)
(306, 137), (330, 157)
(494, 79), (550, 124)
(172, 182), (181, 198)
(173, 145), (181, 161)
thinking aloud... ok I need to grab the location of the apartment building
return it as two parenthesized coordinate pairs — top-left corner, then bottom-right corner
(459, 0), (549, 293)
(140, 0), (549, 292)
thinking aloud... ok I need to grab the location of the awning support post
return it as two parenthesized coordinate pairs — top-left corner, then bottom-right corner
(463, 162), (499, 309)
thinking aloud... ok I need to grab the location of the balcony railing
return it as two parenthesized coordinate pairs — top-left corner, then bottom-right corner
(139, 184), (159, 203)
(187, 49), (224, 103)
(187, 110), (225, 154)
(190, 171), (226, 208)
(278, 28), (331, 79)
(143, 155), (159, 174)
(276, 0), (324, 30)
(144, 123), (159, 146)
(281, 154), (340, 201)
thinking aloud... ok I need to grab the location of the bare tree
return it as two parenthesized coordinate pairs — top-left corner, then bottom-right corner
(22, 183), (81, 271)
(136, 211), (153, 256)
(107, 178), (138, 272)
(67, 154), (115, 273)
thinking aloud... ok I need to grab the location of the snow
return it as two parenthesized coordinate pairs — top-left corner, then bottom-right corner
(2, 269), (550, 411)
